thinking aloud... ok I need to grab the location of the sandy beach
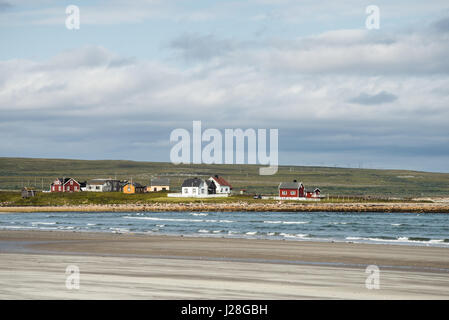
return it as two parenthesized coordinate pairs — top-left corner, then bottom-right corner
(1, 230), (449, 299)
(2, 201), (449, 213)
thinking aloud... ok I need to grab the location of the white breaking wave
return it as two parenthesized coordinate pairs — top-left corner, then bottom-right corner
(280, 233), (309, 238)
(31, 222), (56, 225)
(263, 220), (309, 224)
(246, 231), (258, 235)
(190, 213), (208, 216)
(123, 216), (234, 223)
(345, 236), (449, 245)
(0, 225), (34, 229)
(109, 227), (129, 233)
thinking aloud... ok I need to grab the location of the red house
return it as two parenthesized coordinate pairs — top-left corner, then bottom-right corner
(50, 177), (80, 192)
(278, 180), (304, 198)
(306, 188), (321, 198)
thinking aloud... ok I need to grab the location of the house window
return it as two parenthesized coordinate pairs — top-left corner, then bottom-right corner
(282, 191), (287, 195)
(290, 191), (295, 195)
(193, 188), (196, 194)
(59, 186), (62, 191)
(96, 186), (100, 190)
(70, 181), (73, 185)
(74, 186), (78, 191)
(127, 187), (131, 192)
(183, 188), (187, 194)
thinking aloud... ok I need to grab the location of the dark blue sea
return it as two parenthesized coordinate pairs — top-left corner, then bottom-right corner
(1, 211), (449, 247)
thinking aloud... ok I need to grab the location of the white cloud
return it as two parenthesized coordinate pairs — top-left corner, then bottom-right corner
(1, 18), (449, 169)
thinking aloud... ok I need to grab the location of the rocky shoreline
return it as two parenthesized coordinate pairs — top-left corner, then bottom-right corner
(1, 201), (449, 213)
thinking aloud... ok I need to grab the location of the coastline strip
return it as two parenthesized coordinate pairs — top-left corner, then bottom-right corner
(2, 201), (449, 213)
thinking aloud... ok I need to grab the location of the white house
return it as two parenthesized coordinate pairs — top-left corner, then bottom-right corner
(181, 178), (208, 196)
(208, 175), (232, 194)
(86, 179), (121, 192)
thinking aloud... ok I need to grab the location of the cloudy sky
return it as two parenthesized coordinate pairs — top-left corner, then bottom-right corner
(1, 0), (449, 172)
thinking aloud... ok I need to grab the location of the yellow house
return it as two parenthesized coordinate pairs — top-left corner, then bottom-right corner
(146, 178), (170, 192)
(123, 182), (145, 194)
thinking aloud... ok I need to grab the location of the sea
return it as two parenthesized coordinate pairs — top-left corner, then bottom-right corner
(1, 211), (448, 247)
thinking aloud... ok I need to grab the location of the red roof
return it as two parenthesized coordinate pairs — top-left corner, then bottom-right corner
(210, 175), (232, 189)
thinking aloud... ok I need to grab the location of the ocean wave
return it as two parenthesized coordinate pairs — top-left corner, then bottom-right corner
(263, 220), (309, 225)
(246, 231), (258, 235)
(198, 229), (209, 233)
(109, 227), (129, 233)
(31, 222), (57, 225)
(280, 232), (309, 239)
(123, 216), (234, 223)
(0, 225), (34, 229)
(345, 236), (449, 245)
(190, 213), (208, 216)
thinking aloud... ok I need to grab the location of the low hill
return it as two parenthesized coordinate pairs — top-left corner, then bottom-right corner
(1, 157), (449, 197)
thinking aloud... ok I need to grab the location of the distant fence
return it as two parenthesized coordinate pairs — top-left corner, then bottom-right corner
(167, 193), (229, 198)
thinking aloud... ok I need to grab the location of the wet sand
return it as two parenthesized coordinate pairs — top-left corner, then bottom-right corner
(0, 230), (449, 299)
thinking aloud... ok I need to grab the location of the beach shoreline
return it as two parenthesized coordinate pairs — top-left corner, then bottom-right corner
(1, 230), (449, 299)
(1, 229), (449, 271)
(2, 201), (449, 213)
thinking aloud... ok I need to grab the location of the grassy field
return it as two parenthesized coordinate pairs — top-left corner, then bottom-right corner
(1, 157), (449, 198)
(0, 191), (423, 207)
(0, 190), (255, 206)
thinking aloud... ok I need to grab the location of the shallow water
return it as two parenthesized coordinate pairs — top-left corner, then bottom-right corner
(1, 211), (448, 247)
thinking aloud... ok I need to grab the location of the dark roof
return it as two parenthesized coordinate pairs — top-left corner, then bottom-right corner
(181, 178), (205, 188)
(206, 180), (216, 188)
(87, 179), (108, 185)
(151, 178), (170, 186)
(279, 181), (303, 189)
(210, 175), (232, 188)
(125, 182), (144, 188)
(52, 177), (78, 186)
(87, 179), (120, 185)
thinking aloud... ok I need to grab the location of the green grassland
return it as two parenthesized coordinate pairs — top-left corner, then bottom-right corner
(0, 190), (420, 207)
(1, 157), (449, 200)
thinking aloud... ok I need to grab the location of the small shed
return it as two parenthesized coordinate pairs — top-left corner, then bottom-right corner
(22, 188), (37, 198)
